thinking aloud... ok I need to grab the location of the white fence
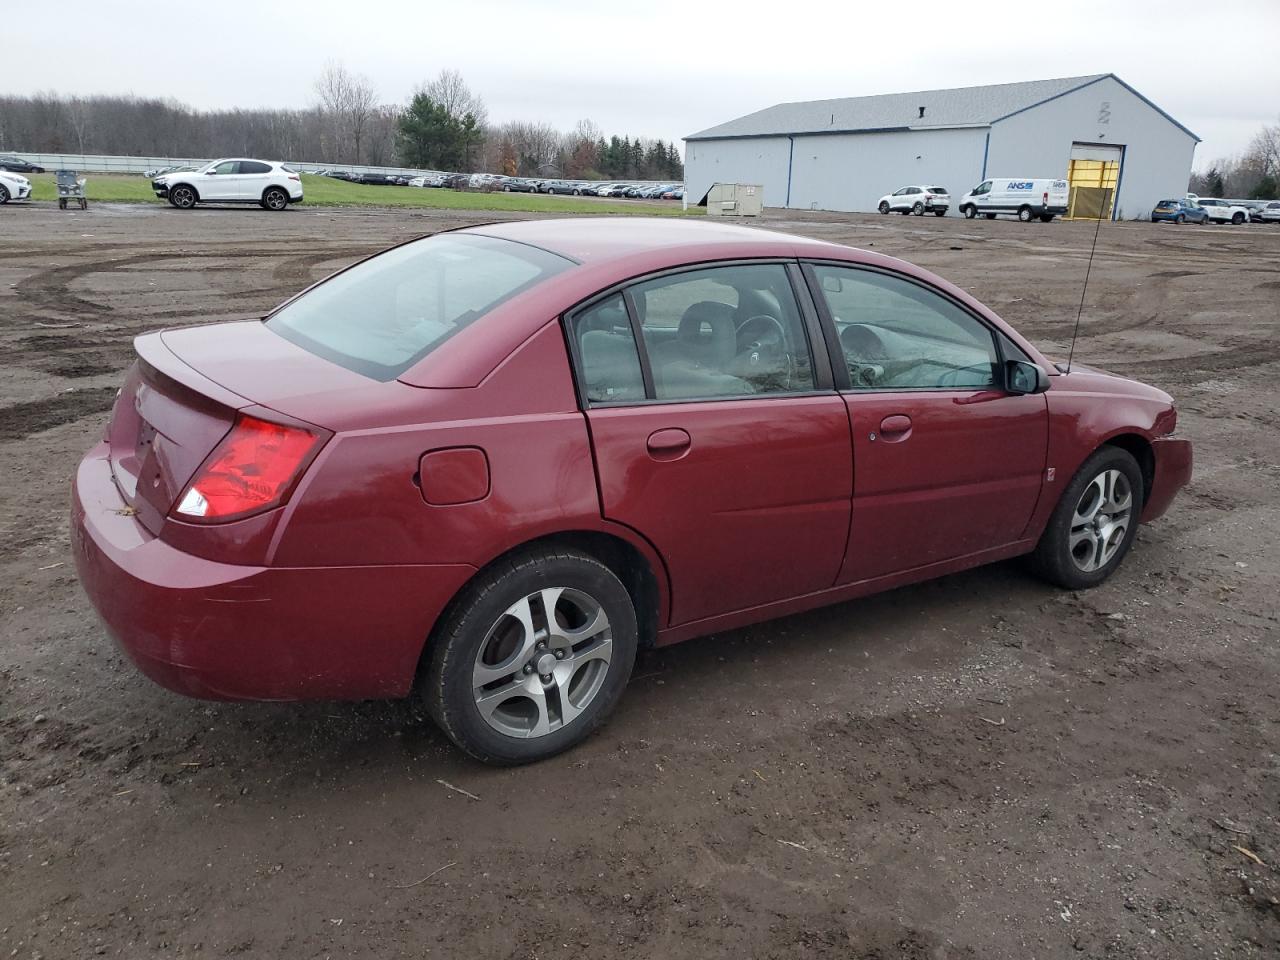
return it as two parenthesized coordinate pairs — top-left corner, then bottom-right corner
(6, 151), (444, 179)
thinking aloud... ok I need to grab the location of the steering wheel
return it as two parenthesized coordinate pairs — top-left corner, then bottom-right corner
(736, 314), (793, 384)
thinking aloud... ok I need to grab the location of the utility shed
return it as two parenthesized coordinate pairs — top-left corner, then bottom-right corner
(684, 74), (1199, 219)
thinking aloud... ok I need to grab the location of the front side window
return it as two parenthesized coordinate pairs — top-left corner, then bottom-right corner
(267, 234), (573, 380)
(630, 264), (815, 400)
(973, 180), (992, 195)
(811, 265), (998, 391)
(210, 161), (237, 175)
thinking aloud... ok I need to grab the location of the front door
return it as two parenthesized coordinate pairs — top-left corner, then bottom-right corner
(805, 262), (1048, 584)
(201, 160), (239, 199)
(568, 263), (853, 627)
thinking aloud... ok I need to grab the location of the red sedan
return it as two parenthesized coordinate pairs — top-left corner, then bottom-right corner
(71, 218), (1191, 763)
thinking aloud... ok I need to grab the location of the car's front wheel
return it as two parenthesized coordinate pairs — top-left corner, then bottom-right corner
(168, 184), (197, 209)
(1031, 446), (1144, 590)
(1176, 213), (1186, 224)
(1018, 205), (1034, 222)
(0, 184), (9, 204)
(912, 201), (925, 216)
(962, 205), (976, 219)
(261, 187), (289, 211)
(423, 547), (639, 764)
(878, 201), (890, 214)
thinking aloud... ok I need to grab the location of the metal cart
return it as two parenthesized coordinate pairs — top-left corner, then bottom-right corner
(56, 170), (88, 210)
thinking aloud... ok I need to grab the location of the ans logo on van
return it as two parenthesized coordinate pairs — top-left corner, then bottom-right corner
(1007, 181), (1034, 190)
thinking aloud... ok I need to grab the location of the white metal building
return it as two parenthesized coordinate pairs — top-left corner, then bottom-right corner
(684, 74), (1199, 220)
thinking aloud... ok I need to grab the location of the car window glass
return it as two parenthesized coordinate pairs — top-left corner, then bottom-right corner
(812, 265), (998, 391)
(267, 234), (572, 381)
(630, 264), (814, 400)
(211, 161), (238, 175)
(569, 294), (645, 403)
(240, 161), (271, 174)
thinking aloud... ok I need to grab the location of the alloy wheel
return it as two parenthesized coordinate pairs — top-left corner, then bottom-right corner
(472, 587), (613, 739)
(1068, 469), (1133, 572)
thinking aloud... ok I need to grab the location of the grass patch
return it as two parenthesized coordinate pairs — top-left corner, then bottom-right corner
(24, 172), (701, 216)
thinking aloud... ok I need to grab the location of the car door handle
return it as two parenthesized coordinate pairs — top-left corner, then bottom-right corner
(646, 428), (691, 460)
(875, 415), (912, 443)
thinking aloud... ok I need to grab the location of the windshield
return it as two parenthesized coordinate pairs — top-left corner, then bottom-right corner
(266, 233), (573, 380)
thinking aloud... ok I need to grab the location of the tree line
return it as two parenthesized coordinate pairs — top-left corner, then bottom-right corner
(0, 64), (683, 181)
(1189, 121), (1279, 199)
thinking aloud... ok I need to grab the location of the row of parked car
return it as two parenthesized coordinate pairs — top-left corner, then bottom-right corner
(1151, 195), (1280, 224)
(316, 169), (686, 200)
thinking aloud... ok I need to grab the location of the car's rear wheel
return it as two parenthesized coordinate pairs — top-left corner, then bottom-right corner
(169, 184), (197, 209)
(1232, 212), (1245, 225)
(984, 212), (997, 219)
(934, 209), (946, 216)
(1040, 214), (1055, 222)
(422, 547), (638, 764)
(1018, 205), (1034, 222)
(261, 187), (289, 211)
(912, 201), (925, 216)
(1176, 213), (1186, 224)
(1031, 446), (1144, 590)
(878, 201), (890, 214)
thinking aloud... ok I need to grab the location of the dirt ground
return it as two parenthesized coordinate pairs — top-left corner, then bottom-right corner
(1, 201), (1277, 959)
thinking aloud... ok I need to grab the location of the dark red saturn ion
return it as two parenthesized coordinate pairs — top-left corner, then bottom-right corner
(71, 218), (1191, 763)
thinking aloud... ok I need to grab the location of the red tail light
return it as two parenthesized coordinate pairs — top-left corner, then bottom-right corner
(174, 413), (325, 523)
(288, 174), (300, 181)
(1043, 191), (1049, 205)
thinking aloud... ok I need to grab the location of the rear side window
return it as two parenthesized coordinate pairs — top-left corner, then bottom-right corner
(240, 161), (272, 174)
(267, 234), (573, 380)
(569, 295), (645, 403)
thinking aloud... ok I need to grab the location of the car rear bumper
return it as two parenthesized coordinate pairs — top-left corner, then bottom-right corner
(1141, 437), (1192, 523)
(71, 442), (475, 702)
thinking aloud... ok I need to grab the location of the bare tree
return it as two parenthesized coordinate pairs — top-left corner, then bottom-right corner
(347, 75), (378, 164)
(419, 68), (488, 128)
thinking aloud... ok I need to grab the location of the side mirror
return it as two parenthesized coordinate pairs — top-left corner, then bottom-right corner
(205, 170), (217, 175)
(1006, 359), (1049, 395)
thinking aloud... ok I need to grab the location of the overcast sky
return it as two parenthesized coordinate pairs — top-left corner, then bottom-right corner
(3, 0), (1276, 168)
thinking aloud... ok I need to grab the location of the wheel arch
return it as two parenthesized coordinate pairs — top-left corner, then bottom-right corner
(1101, 432), (1154, 506)
(169, 181), (200, 201)
(413, 526), (669, 690)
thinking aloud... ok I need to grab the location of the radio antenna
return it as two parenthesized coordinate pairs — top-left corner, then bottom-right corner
(1066, 201), (1107, 373)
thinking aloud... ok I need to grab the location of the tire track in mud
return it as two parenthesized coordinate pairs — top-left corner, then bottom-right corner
(0, 387), (117, 442)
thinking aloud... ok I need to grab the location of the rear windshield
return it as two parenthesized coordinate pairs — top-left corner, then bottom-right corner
(1157, 200), (1178, 206)
(266, 233), (573, 380)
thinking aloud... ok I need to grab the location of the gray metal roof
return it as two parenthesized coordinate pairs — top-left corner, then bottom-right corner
(685, 75), (1113, 141)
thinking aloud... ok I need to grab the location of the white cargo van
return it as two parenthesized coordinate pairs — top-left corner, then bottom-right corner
(959, 178), (1069, 222)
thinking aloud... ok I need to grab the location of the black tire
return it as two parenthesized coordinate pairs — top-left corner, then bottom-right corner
(1040, 214), (1055, 222)
(1175, 213), (1185, 224)
(1232, 212), (1244, 225)
(912, 201), (925, 216)
(1030, 446), (1145, 590)
(169, 184), (197, 209)
(422, 547), (639, 765)
(934, 209), (946, 216)
(984, 212), (997, 220)
(878, 201), (890, 214)
(59, 198), (67, 209)
(899, 208), (910, 215)
(261, 186), (289, 211)
(0, 185), (9, 204)
(962, 205), (976, 219)
(1017, 206), (1034, 222)
(572, 188), (581, 196)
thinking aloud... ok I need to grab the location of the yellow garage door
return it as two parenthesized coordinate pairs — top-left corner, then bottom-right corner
(1067, 157), (1119, 220)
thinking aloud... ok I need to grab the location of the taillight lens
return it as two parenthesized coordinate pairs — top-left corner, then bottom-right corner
(174, 413), (324, 523)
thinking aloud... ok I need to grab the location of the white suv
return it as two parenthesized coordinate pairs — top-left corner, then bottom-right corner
(1195, 198), (1249, 225)
(0, 170), (32, 203)
(878, 185), (950, 216)
(153, 159), (303, 211)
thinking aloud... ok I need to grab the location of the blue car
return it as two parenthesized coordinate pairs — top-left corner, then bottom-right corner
(1151, 198), (1208, 224)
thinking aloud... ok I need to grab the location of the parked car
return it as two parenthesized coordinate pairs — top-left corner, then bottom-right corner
(959, 178), (1069, 221)
(877, 185), (950, 217)
(540, 180), (572, 195)
(70, 218), (1191, 765)
(1196, 198), (1250, 224)
(501, 178), (539, 193)
(661, 188), (685, 201)
(153, 159), (303, 210)
(0, 170), (32, 203)
(1230, 199), (1269, 223)
(1150, 198), (1209, 224)
(1260, 201), (1280, 223)
(442, 173), (470, 189)
(323, 171), (356, 182)
(0, 154), (45, 174)
(408, 174), (446, 188)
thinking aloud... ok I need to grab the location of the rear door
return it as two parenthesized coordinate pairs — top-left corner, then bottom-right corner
(804, 262), (1048, 584)
(568, 262), (853, 627)
(236, 160), (273, 200)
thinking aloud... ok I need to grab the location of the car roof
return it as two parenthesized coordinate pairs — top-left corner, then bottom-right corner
(461, 217), (837, 266)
